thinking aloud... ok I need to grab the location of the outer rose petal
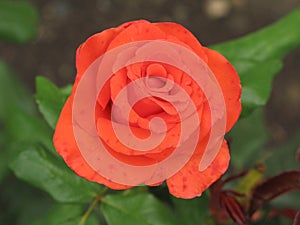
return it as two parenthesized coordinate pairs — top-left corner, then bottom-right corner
(166, 139), (230, 199)
(154, 22), (208, 63)
(76, 28), (121, 79)
(75, 20), (147, 109)
(74, 26), (122, 110)
(107, 20), (166, 50)
(53, 94), (130, 190)
(76, 20), (146, 78)
(203, 47), (242, 132)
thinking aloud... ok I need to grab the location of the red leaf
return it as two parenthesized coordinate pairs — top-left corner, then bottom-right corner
(209, 180), (230, 224)
(249, 170), (300, 215)
(293, 211), (300, 225)
(221, 193), (248, 225)
(209, 172), (249, 224)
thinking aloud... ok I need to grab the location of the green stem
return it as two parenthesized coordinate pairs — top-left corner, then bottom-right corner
(78, 188), (109, 225)
(79, 197), (98, 225)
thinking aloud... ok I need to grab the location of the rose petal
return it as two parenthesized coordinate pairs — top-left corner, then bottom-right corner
(96, 99), (205, 159)
(96, 103), (180, 156)
(75, 28), (121, 109)
(154, 22), (208, 63)
(110, 68), (129, 102)
(147, 63), (168, 77)
(107, 21), (166, 50)
(53, 94), (130, 189)
(75, 20), (148, 109)
(203, 48), (242, 132)
(107, 21), (207, 124)
(76, 28), (122, 79)
(132, 98), (165, 118)
(166, 139), (230, 199)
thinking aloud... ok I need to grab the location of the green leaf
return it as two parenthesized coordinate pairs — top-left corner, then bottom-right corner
(172, 193), (210, 225)
(4, 107), (56, 156)
(0, 177), (54, 225)
(237, 59), (282, 115)
(31, 204), (98, 225)
(226, 108), (269, 169)
(101, 193), (180, 225)
(212, 10), (300, 117)
(35, 76), (71, 129)
(0, 1), (38, 43)
(0, 61), (37, 181)
(10, 145), (103, 203)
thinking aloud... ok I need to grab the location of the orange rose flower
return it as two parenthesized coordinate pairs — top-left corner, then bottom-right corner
(53, 20), (241, 199)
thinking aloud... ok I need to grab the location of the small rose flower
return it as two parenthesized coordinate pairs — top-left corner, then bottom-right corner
(53, 20), (241, 199)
